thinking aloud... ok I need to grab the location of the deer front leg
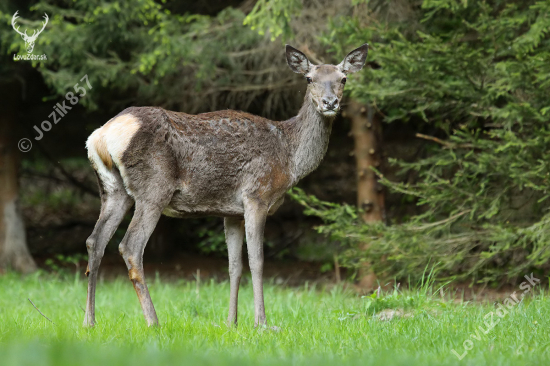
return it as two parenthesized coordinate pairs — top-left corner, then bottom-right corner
(244, 198), (268, 327)
(84, 192), (133, 327)
(225, 217), (245, 327)
(118, 201), (164, 327)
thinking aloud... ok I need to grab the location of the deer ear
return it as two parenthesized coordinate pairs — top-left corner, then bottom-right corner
(286, 45), (311, 74)
(338, 43), (369, 74)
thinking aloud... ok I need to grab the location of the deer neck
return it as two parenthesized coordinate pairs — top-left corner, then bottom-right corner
(284, 93), (334, 183)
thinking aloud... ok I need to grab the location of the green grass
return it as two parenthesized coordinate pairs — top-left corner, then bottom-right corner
(1, 271), (549, 365)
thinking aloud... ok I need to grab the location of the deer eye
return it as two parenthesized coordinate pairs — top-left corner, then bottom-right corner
(306, 77), (312, 84)
(341, 77), (347, 85)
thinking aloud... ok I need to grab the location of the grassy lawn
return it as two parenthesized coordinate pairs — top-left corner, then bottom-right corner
(1, 271), (549, 365)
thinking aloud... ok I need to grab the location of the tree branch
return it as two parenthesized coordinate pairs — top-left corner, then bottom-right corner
(415, 133), (475, 149)
(28, 298), (55, 324)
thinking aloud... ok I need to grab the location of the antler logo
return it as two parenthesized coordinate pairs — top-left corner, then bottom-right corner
(11, 11), (48, 54)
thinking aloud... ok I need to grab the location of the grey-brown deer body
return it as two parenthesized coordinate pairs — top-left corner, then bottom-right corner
(83, 44), (368, 328)
(122, 108), (296, 219)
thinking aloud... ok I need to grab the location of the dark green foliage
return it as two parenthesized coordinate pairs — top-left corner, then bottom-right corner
(243, 0), (302, 41)
(287, 0), (550, 284)
(0, 0), (301, 119)
(196, 219), (227, 255)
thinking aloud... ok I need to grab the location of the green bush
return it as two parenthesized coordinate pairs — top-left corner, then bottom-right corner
(280, 0), (550, 285)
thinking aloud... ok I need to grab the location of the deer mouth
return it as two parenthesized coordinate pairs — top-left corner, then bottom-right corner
(321, 109), (338, 117)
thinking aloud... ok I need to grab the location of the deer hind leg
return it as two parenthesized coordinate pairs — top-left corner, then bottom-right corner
(243, 197), (268, 327)
(84, 176), (133, 327)
(118, 199), (167, 326)
(225, 217), (245, 327)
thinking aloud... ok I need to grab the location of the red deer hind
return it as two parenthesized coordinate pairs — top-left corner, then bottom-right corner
(84, 43), (369, 327)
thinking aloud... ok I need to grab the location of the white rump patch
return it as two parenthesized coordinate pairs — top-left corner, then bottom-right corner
(86, 114), (141, 194)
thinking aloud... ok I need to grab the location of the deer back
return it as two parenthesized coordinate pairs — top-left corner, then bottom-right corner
(95, 106), (294, 217)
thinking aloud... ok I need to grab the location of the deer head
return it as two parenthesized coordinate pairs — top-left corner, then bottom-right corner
(12, 11), (48, 54)
(286, 44), (369, 117)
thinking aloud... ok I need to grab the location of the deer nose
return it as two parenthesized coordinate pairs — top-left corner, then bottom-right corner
(322, 97), (339, 110)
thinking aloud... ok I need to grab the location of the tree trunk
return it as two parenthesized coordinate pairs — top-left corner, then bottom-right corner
(0, 81), (36, 273)
(345, 99), (385, 290)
